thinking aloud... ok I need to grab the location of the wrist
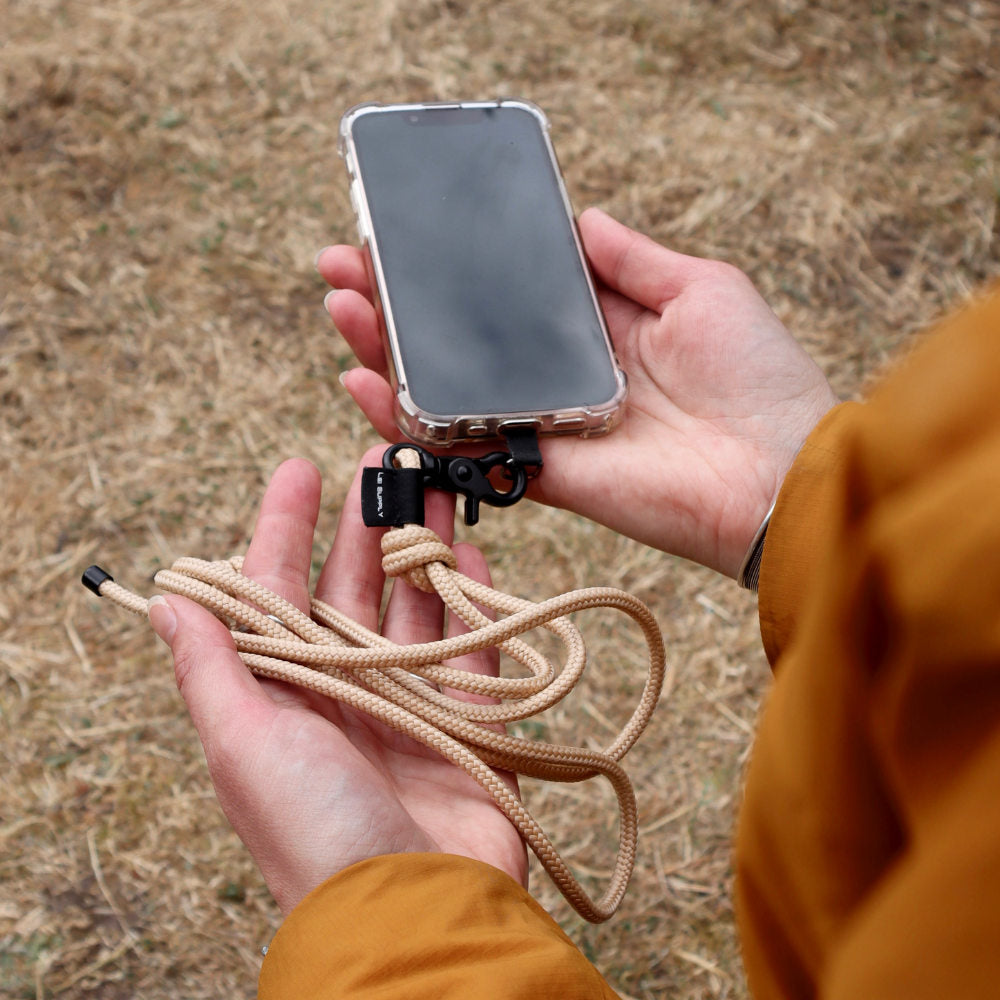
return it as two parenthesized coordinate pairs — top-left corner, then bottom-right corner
(729, 391), (839, 583)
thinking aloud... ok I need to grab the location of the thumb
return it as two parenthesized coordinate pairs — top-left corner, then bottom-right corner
(148, 594), (275, 742)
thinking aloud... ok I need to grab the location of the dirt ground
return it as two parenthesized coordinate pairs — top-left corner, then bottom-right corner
(2, 1), (998, 997)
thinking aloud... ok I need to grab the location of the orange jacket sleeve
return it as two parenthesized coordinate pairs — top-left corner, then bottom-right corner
(738, 287), (1000, 999)
(260, 287), (1000, 999)
(258, 853), (620, 999)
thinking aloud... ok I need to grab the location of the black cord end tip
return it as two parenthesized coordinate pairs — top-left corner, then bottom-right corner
(82, 565), (113, 596)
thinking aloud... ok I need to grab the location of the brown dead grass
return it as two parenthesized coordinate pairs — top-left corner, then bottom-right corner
(2, 1), (998, 997)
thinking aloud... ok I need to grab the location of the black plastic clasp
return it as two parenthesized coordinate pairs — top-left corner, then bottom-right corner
(81, 565), (114, 596)
(379, 444), (530, 526)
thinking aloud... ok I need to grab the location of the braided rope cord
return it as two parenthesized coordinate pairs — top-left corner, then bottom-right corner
(96, 456), (668, 923)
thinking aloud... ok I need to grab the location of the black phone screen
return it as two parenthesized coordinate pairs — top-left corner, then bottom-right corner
(350, 105), (619, 418)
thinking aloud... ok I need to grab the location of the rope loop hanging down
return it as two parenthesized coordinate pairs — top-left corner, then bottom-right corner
(84, 473), (669, 923)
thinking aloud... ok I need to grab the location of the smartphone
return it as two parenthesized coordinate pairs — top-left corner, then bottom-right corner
(338, 100), (627, 446)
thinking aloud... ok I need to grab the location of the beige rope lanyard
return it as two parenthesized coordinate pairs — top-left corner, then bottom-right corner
(85, 449), (668, 923)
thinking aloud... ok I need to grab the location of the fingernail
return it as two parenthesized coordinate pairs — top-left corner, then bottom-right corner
(323, 288), (338, 313)
(148, 595), (177, 645)
(338, 370), (352, 389)
(314, 245), (333, 269)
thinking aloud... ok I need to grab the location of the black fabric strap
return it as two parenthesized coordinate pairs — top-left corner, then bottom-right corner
(501, 425), (543, 477)
(361, 467), (425, 527)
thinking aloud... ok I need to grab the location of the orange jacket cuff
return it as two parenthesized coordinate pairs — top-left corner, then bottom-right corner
(758, 401), (862, 665)
(258, 853), (620, 999)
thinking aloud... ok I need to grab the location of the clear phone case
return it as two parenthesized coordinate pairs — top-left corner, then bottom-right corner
(338, 100), (627, 447)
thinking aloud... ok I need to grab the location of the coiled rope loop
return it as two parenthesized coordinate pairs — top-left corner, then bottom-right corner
(96, 523), (668, 923)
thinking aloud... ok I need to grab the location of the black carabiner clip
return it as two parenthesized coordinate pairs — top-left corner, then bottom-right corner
(435, 451), (529, 526)
(382, 444), (529, 526)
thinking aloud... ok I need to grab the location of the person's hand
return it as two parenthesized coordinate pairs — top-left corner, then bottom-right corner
(318, 208), (837, 577)
(148, 454), (527, 915)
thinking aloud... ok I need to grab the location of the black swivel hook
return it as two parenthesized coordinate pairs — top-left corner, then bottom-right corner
(381, 444), (529, 526)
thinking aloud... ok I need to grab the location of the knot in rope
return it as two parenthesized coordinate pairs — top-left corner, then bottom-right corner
(380, 524), (458, 592)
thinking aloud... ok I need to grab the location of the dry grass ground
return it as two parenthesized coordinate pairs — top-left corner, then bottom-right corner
(2, 1), (998, 997)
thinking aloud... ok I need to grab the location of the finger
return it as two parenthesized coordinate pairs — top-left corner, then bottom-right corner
(580, 207), (707, 312)
(241, 458), (321, 616)
(149, 595), (276, 750)
(339, 368), (401, 443)
(315, 245), (373, 301)
(325, 288), (388, 376)
(314, 446), (391, 633)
